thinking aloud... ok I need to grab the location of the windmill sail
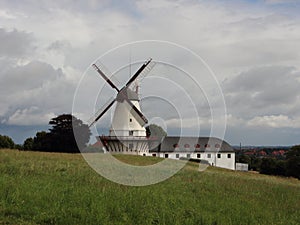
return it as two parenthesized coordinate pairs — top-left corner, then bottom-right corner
(90, 58), (154, 129)
(88, 98), (116, 127)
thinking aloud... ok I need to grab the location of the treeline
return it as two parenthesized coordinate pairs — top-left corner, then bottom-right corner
(0, 114), (91, 153)
(237, 146), (300, 179)
(0, 134), (18, 149)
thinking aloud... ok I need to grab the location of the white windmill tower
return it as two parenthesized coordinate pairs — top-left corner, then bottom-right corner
(88, 58), (156, 154)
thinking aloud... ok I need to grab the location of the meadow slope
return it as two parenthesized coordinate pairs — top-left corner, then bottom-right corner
(0, 150), (299, 225)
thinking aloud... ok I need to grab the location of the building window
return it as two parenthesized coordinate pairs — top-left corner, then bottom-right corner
(129, 130), (133, 136)
(215, 144), (221, 148)
(176, 154), (179, 158)
(227, 154), (231, 158)
(197, 154), (201, 158)
(217, 153), (221, 158)
(184, 144), (190, 148)
(165, 154), (169, 158)
(152, 154), (156, 157)
(187, 154), (190, 158)
(195, 144), (201, 149)
(143, 154), (146, 156)
(205, 144), (210, 148)
(129, 118), (132, 122)
(207, 153), (211, 158)
(173, 143), (179, 148)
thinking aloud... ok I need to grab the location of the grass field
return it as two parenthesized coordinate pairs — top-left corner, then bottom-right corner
(0, 149), (299, 225)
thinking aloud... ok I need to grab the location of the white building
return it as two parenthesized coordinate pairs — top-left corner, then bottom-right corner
(100, 136), (235, 170)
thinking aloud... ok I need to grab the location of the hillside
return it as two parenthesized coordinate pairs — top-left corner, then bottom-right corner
(0, 150), (299, 225)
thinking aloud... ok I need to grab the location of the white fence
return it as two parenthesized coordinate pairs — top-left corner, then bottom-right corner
(235, 163), (248, 171)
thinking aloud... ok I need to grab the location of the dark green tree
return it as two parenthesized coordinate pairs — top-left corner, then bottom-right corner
(48, 114), (91, 153)
(0, 134), (15, 149)
(23, 137), (34, 150)
(250, 157), (262, 171)
(32, 131), (52, 151)
(237, 154), (251, 165)
(274, 160), (287, 176)
(260, 158), (277, 175)
(146, 124), (167, 139)
(286, 145), (300, 179)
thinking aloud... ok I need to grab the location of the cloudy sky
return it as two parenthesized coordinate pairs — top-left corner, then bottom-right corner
(1, 0), (300, 146)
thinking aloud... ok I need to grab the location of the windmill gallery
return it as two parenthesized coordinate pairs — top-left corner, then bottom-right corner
(88, 58), (235, 170)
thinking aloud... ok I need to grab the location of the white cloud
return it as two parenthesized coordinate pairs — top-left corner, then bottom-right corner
(264, 0), (300, 4)
(0, 9), (16, 19)
(4, 107), (56, 126)
(247, 114), (300, 128)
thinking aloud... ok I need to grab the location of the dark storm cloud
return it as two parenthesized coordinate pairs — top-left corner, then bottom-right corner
(0, 61), (62, 94)
(0, 61), (76, 125)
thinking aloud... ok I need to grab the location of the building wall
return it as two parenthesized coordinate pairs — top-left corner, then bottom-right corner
(142, 151), (236, 170)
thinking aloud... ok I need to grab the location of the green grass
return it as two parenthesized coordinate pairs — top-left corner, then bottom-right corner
(0, 149), (299, 225)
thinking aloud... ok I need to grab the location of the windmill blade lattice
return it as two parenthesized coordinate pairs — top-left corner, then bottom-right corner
(88, 97), (116, 127)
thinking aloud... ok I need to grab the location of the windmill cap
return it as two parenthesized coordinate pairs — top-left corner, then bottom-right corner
(117, 88), (139, 101)
(127, 89), (139, 100)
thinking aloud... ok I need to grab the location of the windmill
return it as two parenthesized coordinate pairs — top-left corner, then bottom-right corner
(88, 58), (155, 148)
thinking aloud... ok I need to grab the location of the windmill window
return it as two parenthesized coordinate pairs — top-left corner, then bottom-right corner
(129, 118), (132, 122)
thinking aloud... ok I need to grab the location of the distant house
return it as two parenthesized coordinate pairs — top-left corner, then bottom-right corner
(272, 150), (286, 157)
(258, 150), (267, 156)
(244, 151), (255, 156)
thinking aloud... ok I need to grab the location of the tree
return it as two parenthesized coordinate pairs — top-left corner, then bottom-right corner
(48, 114), (91, 153)
(237, 154), (251, 165)
(32, 131), (52, 151)
(274, 160), (286, 176)
(286, 145), (300, 179)
(146, 124), (167, 139)
(250, 157), (262, 171)
(260, 158), (277, 175)
(0, 134), (15, 149)
(23, 137), (34, 150)
(29, 114), (91, 153)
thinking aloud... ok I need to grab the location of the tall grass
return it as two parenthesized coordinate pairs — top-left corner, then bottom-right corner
(0, 150), (299, 225)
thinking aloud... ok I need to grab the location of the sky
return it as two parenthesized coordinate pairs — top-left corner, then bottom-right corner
(1, 0), (300, 146)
